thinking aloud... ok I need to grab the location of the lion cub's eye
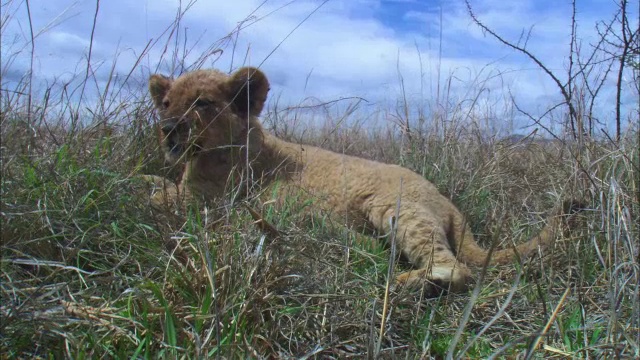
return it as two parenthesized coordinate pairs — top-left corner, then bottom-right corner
(162, 100), (170, 109)
(194, 98), (212, 108)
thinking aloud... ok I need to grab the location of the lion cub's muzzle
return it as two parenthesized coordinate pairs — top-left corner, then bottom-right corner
(160, 119), (189, 161)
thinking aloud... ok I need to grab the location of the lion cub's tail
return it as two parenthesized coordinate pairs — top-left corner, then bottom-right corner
(454, 201), (584, 267)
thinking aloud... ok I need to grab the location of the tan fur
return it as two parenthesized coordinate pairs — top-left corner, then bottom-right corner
(146, 67), (577, 294)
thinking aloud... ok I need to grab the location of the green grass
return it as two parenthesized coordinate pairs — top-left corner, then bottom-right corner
(2, 104), (639, 358)
(1, 5), (638, 354)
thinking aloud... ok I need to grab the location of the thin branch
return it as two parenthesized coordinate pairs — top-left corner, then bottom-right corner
(465, 0), (579, 139)
(614, 0), (631, 143)
(75, 0), (100, 121)
(568, 0), (578, 138)
(25, 0), (35, 123)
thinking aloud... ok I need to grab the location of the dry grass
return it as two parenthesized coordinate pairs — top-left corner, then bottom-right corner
(1, 1), (638, 358)
(2, 92), (638, 358)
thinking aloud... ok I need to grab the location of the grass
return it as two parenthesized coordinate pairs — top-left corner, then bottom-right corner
(2, 92), (638, 358)
(1, 2), (639, 358)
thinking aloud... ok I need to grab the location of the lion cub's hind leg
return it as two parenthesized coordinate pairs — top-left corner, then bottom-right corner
(395, 263), (472, 296)
(367, 204), (472, 295)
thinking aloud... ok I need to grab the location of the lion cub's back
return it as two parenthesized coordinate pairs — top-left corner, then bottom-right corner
(291, 143), (446, 215)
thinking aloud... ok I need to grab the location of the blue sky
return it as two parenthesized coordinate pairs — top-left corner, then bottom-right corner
(1, 0), (637, 134)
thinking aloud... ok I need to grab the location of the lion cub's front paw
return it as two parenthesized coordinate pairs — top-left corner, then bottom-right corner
(395, 266), (472, 296)
(137, 175), (180, 209)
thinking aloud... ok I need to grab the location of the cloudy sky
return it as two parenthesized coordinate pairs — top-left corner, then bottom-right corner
(1, 0), (637, 133)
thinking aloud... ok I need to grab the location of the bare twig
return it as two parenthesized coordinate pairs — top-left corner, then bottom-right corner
(465, 0), (579, 140)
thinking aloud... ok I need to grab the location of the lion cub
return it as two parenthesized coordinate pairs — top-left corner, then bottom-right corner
(147, 67), (576, 294)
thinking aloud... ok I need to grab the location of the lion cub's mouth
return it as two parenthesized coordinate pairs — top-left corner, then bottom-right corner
(166, 138), (182, 154)
(163, 131), (186, 163)
(164, 136), (204, 162)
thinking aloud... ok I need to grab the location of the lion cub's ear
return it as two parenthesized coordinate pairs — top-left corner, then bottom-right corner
(148, 74), (172, 109)
(225, 67), (270, 116)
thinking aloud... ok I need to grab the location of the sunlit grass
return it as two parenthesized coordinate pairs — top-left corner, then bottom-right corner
(1, 0), (638, 357)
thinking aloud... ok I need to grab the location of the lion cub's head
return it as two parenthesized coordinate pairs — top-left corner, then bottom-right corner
(148, 67), (270, 164)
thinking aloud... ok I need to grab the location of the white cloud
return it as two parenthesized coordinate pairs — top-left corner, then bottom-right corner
(47, 31), (91, 54)
(2, 0), (635, 133)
